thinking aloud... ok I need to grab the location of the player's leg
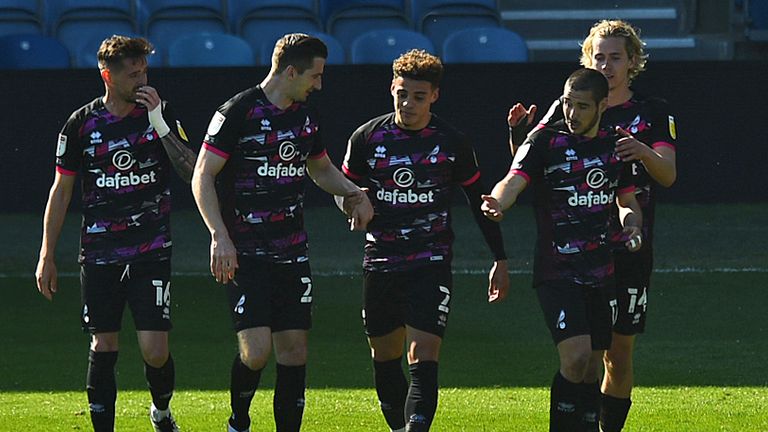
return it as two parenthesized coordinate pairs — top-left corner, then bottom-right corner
(226, 257), (274, 432)
(128, 261), (177, 431)
(81, 264), (125, 432)
(269, 261), (314, 432)
(579, 350), (604, 432)
(601, 333), (635, 432)
(364, 270), (408, 432)
(402, 265), (451, 432)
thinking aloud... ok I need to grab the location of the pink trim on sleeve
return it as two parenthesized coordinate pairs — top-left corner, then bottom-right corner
(510, 169), (531, 183)
(618, 185), (636, 195)
(460, 171), (481, 186)
(202, 142), (230, 159)
(309, 149), (327, 160)
(652, 141), (676, 151)
(342, 164), (362, 180)
(56, 166), (76, 176)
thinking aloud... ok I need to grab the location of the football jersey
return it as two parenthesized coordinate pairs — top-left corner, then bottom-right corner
(203, 86), (325, 263)
(512, 121), (636, 287)
(536, 93), (677, 248)
(342, 113), (480, 272)
(56, 98), (186, 265)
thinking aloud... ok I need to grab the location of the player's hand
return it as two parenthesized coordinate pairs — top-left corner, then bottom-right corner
(210, 234), (238, 284)
(135, 85), (161, 111)
(508, 103), (537, 128)
(481, 195), (504, 222)
(623, 226), (643, 252)
(488, 260), (509, 303)
(35, 257), (58, 301)
(347, 188), (373, 232)
(615, 126), (650, 162)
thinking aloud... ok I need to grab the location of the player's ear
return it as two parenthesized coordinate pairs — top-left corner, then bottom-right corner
(598, 96), (608, 114)
(430, 87), (440, 103)
(100, 68), (111, 85)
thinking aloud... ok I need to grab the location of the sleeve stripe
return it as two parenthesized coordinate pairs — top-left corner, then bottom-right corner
(460, 171), (481, 186)
(618, 185), (636, 195)
(309, 149), (327, 160)
(341, 164), (362, 180)
(509, 168), (531, 183)
(56, 166), (76, 176)
(202, 142), (230, 159)
(652, 141), (676, 151)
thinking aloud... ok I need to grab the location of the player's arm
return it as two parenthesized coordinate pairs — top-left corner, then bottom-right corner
(616, 188), (643, 252)
(481, 172), (529, 222)
(35, 172), (75, 301)
(615, 126), (676, 187)
(191, 148), (237, 284)
(461, 179), (509, 303)
(136, 86), (197, 183)
(307, 153), (373, 231)
(507, 102), (537, 156)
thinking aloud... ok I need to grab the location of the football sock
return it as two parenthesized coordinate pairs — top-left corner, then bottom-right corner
(549, 371), (581, 432)
(86, 350), (118, 432)
(229, 354), (263, 432)
(580, 381), (600, 432)
(145, 354), (175, 411)
(405, 361), (438, 432)
(273, 363), (306, 432)
(600, 393), (632, 432)
(373, 357), (408, 430)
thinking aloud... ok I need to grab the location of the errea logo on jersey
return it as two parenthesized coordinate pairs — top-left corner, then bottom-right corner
(376, 167), (435, 204)
(96, 150), (158, 190)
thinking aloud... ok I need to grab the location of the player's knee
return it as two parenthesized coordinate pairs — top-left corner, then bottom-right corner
(240, 348), (271, 371)
(90, 334), (119, 352)
(560, 350), (591, 381)
(142, 348), (169, 368)
(275, 344), (307, 366)
(603, 350), (632, 377)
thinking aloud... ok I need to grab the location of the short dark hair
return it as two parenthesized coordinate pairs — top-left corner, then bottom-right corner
(97, 35), (153, 71)
(392, 49), (443, 88)
(566, 68), (609, 103)
(272, 33), (327, 73)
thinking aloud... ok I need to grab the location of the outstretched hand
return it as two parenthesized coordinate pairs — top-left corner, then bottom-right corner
(615, 126), (650, 162)
(508, 103), (538, 128)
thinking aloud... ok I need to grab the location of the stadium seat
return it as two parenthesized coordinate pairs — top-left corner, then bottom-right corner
(313, 32), (345, 65)
(0, 0), (43, 36)
(321, 0), (410, 50)
(411, 0), (501, 51)
(166, 32), (254, 67)
(74, 33), (163, 68)
(49, 0), (137, 59)
(0, 34), (70, 69)
(139, 0), (227, 50)
(349, 29), (435, 64)
(745, 0), (768, 40)
(441, 27), (527, 63)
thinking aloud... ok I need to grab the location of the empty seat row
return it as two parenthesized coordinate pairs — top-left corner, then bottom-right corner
(0, 26), (527, 69)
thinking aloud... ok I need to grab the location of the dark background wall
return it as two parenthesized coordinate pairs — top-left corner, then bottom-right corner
(1, 61), (766, 212)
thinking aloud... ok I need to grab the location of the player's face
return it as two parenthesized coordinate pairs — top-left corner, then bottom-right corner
(106, 57), (148, 104)
(589, 36), (634, 92)
(391, 76), (438, 130)
(561, 85), (603, 136)
(290, 57), (325, 102)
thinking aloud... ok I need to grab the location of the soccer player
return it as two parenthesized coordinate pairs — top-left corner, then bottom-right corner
(35, 35), (196, 432)
(191, 33), (372, 432)
(507, 20), (678, 431)
(338, 49), (509, 432)
(482, 68), (643, 432)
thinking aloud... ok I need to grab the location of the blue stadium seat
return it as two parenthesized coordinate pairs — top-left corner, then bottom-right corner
(49, 0), (137, 58)
(441, 27), (527, 63)
(0, 0), (43, 36)
(138, 0), (227, 49)
(74, 33), (163, 69)
(746, 0), (768, 40)
(0, 34), (70, 69)
(349, 29), (435, 64)
(321, 0), (410, 50)
(166, 32), (254, 67)
(313, 32), (345, 65)
(411, 0), (501, 51)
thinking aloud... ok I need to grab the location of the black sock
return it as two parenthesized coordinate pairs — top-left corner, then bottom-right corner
(229, 354), (263, 431)
(86, 350), (118, 432)
(580, 381), (600, 432)
(145, 354), (175, 411)
(600, 393), (632, 432)
(550, 372), (580, 432)
(405, 361), (438, 432)
(274, 363), (306, 432)
(373, 357), (408, 430)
